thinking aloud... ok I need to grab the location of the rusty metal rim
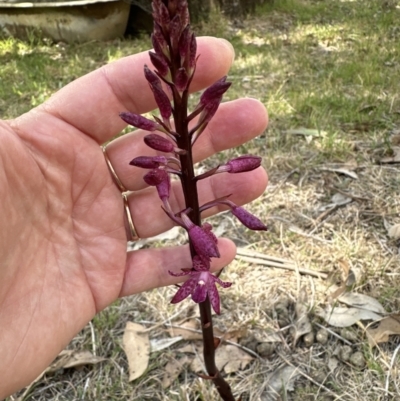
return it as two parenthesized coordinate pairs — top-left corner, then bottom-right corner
(0, 0), (121, 8)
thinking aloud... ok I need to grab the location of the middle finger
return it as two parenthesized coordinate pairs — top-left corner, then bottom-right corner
(104, 98), (268, 192)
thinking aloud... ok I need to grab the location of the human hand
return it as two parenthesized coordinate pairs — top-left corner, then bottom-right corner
(0, 37), (268, 398)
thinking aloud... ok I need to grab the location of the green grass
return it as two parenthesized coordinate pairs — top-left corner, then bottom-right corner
(0, 34), (150, 118)
(4, 0), (400, 400)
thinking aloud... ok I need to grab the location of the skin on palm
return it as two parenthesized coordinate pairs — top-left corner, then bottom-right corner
(0, 37), (268, 398)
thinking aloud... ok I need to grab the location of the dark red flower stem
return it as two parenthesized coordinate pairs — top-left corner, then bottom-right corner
(171, 84), (236, 401)
(200, 299), (235, 400)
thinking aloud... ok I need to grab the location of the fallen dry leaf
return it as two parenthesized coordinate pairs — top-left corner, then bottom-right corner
(261, 365), (300, 401)
(150, 336), (182, 353)
(189, 344), (253, 374)
(338, 292), (387, 314)
(293, 287), (312, 345)
(162, 356), (192, 389)
(216, 344), (254, 374)
(122, 322), (150, 381)
(47, 350), (106, 373)
(176, 343), (197, 354)
(318, 305), (383, 328)
(215, 326), (248, 343)
(388, 223), (400, 240)
(320, 167), (358, 180)
(329, 284), (347, 301)
(167, 319), (203, 340)
(366, 314), (400, 347)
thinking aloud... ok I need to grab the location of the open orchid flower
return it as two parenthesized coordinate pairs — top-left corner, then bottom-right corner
(169, 256), (231, 314)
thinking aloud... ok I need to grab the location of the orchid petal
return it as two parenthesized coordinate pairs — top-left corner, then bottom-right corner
(170, 276), (197, 304)
(207, 280), (221, 315)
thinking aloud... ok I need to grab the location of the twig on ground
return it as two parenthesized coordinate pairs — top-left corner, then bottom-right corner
(142, 305), (191, 333)
(326, 185), (370, 202)
(139, 321), (262, 359)
(385, 343), (400, 396)
(236, 248), (328, 279)
(89, 321), (96, 356)
(313, 205), (339, 225)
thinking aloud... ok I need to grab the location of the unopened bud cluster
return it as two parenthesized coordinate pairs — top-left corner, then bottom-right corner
(120, 0), (267, 315)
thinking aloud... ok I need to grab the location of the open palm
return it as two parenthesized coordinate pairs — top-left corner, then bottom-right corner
(0, 37), (268, 398)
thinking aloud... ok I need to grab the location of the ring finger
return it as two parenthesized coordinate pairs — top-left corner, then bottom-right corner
(126, 165), (268, 238)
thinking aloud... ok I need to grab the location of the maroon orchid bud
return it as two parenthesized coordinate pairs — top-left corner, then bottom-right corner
(217, 155), (262, 174)
(120, 112), (160, 131)
(143, 168), (169, 186)
(144, 133), (175, 152)
(169, 14), (182, 49)
(175, 68), (189, 92)
(155, 0), (170, 27)
(166, 0), (177, 15)
(177, 0), (189, 26)
(152, 85), (172, 120)
(149, 51), (169, 77)
(200, 99), (221, 124)
(144, 64), (162, 89)
(144, 65), (172, 120)
(156, 173), (171, 200)
(152, 24), (169, 59)
(199, 76), (231, 107)
(130, 156), (168, 169)
(151, 0), (161, 20)
(189, 33), (197, 70)
(231, 205), (268, 231)
(179, 25), (191, 60)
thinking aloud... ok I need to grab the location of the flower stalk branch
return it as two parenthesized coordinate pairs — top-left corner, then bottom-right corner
(121, 1), (267, 399)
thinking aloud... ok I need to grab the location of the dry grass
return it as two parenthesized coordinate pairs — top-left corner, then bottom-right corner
(4, 0), (400, 400)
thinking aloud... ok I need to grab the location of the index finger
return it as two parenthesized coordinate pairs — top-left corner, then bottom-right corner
(38, 37), (235, 144)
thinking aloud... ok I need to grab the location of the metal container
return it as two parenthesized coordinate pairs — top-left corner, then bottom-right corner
(0, 0), (130, 42)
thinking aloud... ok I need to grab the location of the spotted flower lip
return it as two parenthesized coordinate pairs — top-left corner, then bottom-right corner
(169, 256), (232, 315)
(181, 213), (220, 258)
